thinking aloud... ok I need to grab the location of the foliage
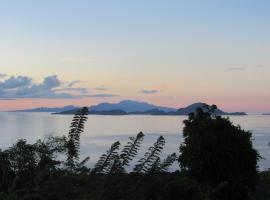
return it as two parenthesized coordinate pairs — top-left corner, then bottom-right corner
(158, 152), (178, 172)
(255, 170), (270, 200)
(0, 105), (268, 199)
(120, 132), (145, 169)
(179, 104), (260, 200)
(66, 107), (88, 170)
(92, 141), (121, 174)
(133, 136), (166, 173)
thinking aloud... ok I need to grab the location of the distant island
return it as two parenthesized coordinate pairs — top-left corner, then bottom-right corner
(13, 100), (246, 116)
(262, 113), (270, 115)
(12, 105), (79, 113)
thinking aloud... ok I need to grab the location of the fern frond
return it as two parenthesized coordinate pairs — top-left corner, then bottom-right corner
(77, 156), (90, 169)
(108, 154), (123, 174)
(120, 132), (144, 167)
(159, 153), (177, 172)
(92, 141), (120, 174)
(66, 107), (88, 170)
(133, 136), (165, 173)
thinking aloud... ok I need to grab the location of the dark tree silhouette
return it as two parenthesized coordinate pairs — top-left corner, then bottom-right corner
(179, 104), (260, 200)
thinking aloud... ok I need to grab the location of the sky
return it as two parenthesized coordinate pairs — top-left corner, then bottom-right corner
(0, 0), (269, 113)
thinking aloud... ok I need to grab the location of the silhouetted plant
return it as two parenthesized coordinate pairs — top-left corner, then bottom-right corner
(134, 136), (165, 174)
(109, 132), (145, 173)
(34, 135), (66, 171)
(6, 139), (37, 174)
(93, 141), (121, 174)
(0, 150), (13, 194)
(146, 153), (177, 174)
(66, 107), (88, 170)
(120, 132), (144, 167)
(179, 104), (260, 200)
(159, 152), (177, 172)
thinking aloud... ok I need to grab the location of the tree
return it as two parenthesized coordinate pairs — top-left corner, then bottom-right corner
(179, 104), (260, 200)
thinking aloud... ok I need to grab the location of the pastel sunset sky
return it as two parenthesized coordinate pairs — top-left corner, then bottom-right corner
(0, 0), (269, 112)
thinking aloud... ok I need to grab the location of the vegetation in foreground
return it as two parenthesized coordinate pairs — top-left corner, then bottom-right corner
(0, 105), (269, 200)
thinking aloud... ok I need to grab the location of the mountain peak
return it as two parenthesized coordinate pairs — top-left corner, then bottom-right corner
(89, 100), (176, 112)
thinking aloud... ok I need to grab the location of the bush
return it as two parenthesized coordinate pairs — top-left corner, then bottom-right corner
(179, 105), (260, 199)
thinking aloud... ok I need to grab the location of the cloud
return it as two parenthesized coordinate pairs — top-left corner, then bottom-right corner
(95, 86), (108, 91)
(56, 80), (89, 93)
(0, 98), (16, 101)
(226, 67), (246, 71)
(65, 80), (81, 87)
(54, 87), (88, 93)
(139, 90), (159, 94)
(0, 76), (32, 89)
(0, 75), (119, 99)
(85, 94), (119, 98)
(0, 75), (89, 99)
(0, 73), (8, 79)
(255, 65), (265, 69)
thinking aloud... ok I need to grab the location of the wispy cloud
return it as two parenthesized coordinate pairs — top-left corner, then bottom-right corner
(226, 67), (246, 71)
(54, 87), (89, 93)
(86, 94), (119, 98)
(64, 80), (81, 87)
(95, 86), (108, 91)
(255, 65), (265, 69)
(139, 90), (159, 94)
(0, 98), (16, 101)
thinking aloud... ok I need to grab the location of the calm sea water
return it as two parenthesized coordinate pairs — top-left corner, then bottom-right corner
(0, 112), (270, 171)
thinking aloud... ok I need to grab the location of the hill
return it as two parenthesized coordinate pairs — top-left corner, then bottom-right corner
(12, 105), (79, 113)
(56, 101), (247, 116)
(89, 100), (176, 112)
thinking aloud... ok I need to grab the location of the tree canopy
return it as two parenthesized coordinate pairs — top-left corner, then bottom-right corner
(179, 105), (260, 199)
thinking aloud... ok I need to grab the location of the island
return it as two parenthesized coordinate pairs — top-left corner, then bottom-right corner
(12, 100), (247, 116)
(54, 101), (247, 116)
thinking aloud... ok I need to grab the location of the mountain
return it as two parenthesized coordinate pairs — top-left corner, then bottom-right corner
(171, 103), (225, 115)
(89, 100), (177, 112)
(55, 101), (246, 116)
(11, 100), (246, 116)
(12, 105), (79, 113)
(130, 109), (167, 115)
(58, 109), (128, 115)
(170, 103), (246, 115)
